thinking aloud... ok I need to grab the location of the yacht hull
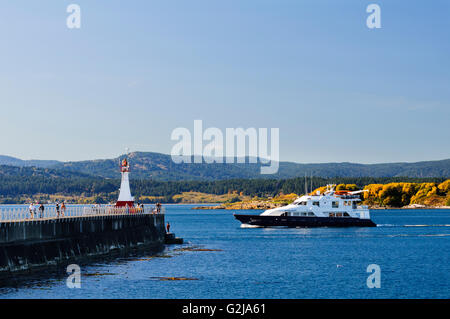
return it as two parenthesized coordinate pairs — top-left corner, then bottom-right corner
(234, 214), (376, 227)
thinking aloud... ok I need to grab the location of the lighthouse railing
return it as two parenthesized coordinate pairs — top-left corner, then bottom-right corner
(0, 205), (164, 223)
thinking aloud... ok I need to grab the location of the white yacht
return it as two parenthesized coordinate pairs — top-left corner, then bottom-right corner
(234, 185), (376, 227)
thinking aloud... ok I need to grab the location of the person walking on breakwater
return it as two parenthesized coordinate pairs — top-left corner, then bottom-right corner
(156, 202), (161, 213)
(29, 203), (35, 219)
(39, 203), (44, 218)
(166, 222), (170, 233)
(61, 202), (66, 217)
(56, 202), (60, 218)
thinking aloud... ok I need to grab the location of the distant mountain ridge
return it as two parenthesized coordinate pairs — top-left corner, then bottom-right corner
(1, 152), (449, 180)
(0, 165), (94, 179)
(0, 155), (61, 168)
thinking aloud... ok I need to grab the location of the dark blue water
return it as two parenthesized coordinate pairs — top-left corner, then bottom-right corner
(1, 205), (449, 299)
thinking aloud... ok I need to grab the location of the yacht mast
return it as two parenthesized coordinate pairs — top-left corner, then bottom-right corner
(305, 173), (308, 195)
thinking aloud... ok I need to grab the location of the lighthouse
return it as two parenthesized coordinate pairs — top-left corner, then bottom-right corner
(116, 157), (135, 207)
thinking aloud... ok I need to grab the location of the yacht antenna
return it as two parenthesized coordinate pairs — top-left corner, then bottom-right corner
(310, 172), (313, 194)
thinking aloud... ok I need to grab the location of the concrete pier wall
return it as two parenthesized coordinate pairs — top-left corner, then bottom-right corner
(0, 214), (165, 276)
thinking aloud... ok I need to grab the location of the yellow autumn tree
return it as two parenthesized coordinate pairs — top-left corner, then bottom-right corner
(438, 180), (450, 194)
(310, 186), (327, 195)
(410, 183), (437, 204)
(363, 184), (384, 206)
(378, 183), (406, 207)
(273, 193), (298, 204)
(308, 180), (450, 207)
(336, 184), (359, 191)
(362, 183), (418, 207)
(400, 183), (420, 205)
(441, 180), (450, 206)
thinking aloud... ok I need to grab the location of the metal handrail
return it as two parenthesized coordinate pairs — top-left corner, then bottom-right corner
(0, 205), (165, 223)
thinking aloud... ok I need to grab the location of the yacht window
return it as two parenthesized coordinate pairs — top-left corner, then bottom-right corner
(343, 212), (350, 217)
(332, 201), (339, 208)
(329, 213), (335, 217)
(312, 201), (320, 207)
(308, 212), (315, 216)
(352, 202), (357, 209)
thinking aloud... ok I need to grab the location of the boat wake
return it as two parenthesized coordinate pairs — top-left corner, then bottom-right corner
(404, 224), (450, 227)
(240, 224), (263, 228)
(386, 233), (450, 238)
(377, 224), (450, 228)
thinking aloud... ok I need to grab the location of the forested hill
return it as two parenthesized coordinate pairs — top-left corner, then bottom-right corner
(51, 152), (450, 180)
(1, 152), (450, 180)
(0, 174), (445, 205)
(0, 165), (93, 179)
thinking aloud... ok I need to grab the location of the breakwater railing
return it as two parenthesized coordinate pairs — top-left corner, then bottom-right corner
(0, 205), (165, 223)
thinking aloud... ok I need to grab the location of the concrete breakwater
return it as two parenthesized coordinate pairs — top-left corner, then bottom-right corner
(0, 213), (166, 277)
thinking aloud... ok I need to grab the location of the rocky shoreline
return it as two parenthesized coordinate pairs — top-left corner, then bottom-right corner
(192, 202), (450, 210)
(193, 201), (282, 210)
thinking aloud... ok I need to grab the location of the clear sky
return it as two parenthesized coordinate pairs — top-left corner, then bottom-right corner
(0, 0), (449, 163)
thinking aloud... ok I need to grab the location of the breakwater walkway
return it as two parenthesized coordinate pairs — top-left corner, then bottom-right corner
(0, 206), (166, 277)
(0, 205), (164, 223)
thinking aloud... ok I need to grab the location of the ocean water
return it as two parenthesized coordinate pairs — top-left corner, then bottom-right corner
(0, 205), (449, 299)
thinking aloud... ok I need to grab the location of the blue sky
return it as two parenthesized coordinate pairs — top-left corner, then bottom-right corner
(0, 0), (449, 163)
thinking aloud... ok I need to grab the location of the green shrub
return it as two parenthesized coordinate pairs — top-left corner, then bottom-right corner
(226, 196), (241, 203)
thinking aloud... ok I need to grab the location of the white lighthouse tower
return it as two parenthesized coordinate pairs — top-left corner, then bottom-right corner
(116, 157), (135, 207)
